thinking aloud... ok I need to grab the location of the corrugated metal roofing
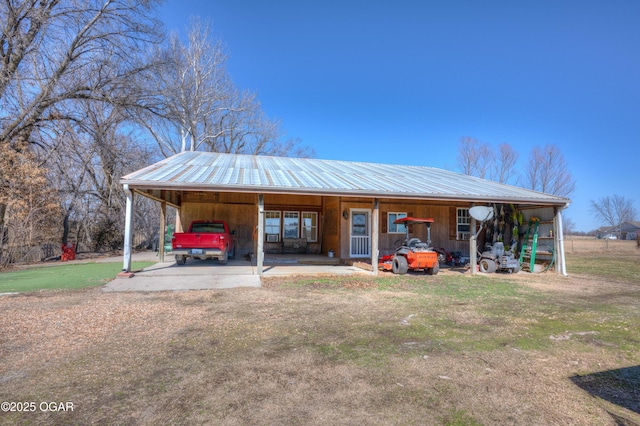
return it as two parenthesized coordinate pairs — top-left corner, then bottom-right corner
(121, 151), (570, 205)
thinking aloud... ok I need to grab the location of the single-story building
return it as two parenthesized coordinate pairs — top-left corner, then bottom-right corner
(621, 222), (640, 240)
(595, 222), (640, 240)
(120, 151), (571, 276)
(594, 226), (615, 239)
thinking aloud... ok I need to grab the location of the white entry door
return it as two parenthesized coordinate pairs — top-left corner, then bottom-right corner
(350, 209), (371, 258)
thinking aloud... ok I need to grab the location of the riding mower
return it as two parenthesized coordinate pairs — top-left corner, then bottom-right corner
(378, 217), (440, 275)
(469, 205), (520, 274)
(478, 241), (520, 273)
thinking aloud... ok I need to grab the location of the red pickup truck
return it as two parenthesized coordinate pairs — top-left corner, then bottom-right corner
(171, 220), (235, 265)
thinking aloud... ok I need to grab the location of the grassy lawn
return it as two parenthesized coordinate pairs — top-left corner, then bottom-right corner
(0, 261), (155, 293)
(271, 271), (639, 355)
(565, 238), (639, 283)
(567, 254), (640, 283)
(0, 248), (638, 425)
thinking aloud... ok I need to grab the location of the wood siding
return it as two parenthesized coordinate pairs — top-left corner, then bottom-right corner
(176, 192), (481, 259)
(178, 193), (327, 257)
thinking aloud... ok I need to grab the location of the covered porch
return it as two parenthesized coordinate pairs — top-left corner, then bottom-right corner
(119, 151), (571, 278)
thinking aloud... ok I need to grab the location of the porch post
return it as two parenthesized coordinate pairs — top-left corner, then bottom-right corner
(175, 210), (183, 232)
(555, 206), (568, 276)
(122, 184), (134, 272)
(159, 201), (166, 263)
(470, 205), (477, 275)
(257, 194), (264, 276)
(371, 198), (379, 276)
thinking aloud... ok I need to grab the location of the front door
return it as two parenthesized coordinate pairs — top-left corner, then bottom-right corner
(350, 209), (370, 258)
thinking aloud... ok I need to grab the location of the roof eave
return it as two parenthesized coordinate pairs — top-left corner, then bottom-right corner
(121, 179), (570, 206)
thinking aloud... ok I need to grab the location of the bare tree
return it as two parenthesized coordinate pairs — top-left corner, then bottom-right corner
(141, 17), (313, 157)
(562, 216), (577, 235)
(491, 143), (519, 184)
(0, 0), (163, 262)
(590, 194), (637, 238)
(455, 139), (576, 200)
(456, 138), (519, 184)
(456, 137), (494, 179)
(0, 0), (163, 150)
(149, 19), (230, 153)
(48, 100), (158, 251)
(524, 144), (575, 198)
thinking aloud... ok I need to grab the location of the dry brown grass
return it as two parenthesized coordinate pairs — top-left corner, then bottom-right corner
(1, 246), (639, 425)
(565, 236), (639, 254)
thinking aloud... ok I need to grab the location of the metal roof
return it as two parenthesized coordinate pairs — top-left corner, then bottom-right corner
(121, 151), (570, 205)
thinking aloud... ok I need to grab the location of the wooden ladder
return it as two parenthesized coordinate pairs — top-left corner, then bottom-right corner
(519, 218), (540, 272)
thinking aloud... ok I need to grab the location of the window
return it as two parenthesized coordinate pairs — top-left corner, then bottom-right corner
(283, 211), (300, 239)
(457, 208), (470, 240)
(265, 209), (320, 242)
(265, 211), (281, 241)
(387, 212), (407, 234)
(351, 211), (368, 236)
(302, 212), (318, 242)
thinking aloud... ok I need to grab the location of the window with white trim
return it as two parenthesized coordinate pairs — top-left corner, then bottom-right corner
(457, 208), (471, 240)
(265, 209), (319, 241)
(265, 211), (281, 241)
(283, 211), (300, 239)
(302, 212), (318, 242)
(387, 212), (407, 233)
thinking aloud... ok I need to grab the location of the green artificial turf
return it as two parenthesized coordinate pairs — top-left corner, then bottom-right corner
(0, 261), (155, 293)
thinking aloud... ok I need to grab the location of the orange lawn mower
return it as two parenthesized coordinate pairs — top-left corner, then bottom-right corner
(378, 217), (440, 275)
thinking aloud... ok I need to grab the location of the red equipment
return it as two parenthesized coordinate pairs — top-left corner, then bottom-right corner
(61, 243), (76, 261)
(378, 217), (439, 275)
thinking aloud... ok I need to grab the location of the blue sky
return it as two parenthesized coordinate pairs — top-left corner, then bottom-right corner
(158, 1), (639, 232)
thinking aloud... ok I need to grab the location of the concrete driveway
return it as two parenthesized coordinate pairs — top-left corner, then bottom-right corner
(104, 253), (369, 292)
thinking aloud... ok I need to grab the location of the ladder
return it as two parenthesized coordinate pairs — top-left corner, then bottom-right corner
(519, 218), (540, 272)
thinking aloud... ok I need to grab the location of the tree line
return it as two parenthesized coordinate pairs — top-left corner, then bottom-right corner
(455, 136), (575, 197)
(454, 137), (637, 236)
(0, 0), (312, 266)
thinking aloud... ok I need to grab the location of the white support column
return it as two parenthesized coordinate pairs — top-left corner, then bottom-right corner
(555, 205), (569, 276)
(470, 204), (477, 275)
(371, 198), (379, 276)
(257, 194), (264, 276)
(122, 184), (134, 272)
(159, 201), (166, 263)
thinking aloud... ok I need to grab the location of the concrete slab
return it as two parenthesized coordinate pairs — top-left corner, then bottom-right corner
(104, 254), (370, 292)
(261, 263), (369, 276)
(104, 258), (261, 292)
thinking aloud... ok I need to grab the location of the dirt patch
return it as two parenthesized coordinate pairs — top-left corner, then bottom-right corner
(1, 265), (639, 425)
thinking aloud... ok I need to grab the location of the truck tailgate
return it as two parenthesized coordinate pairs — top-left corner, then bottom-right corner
(173, 233), (222, 248)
